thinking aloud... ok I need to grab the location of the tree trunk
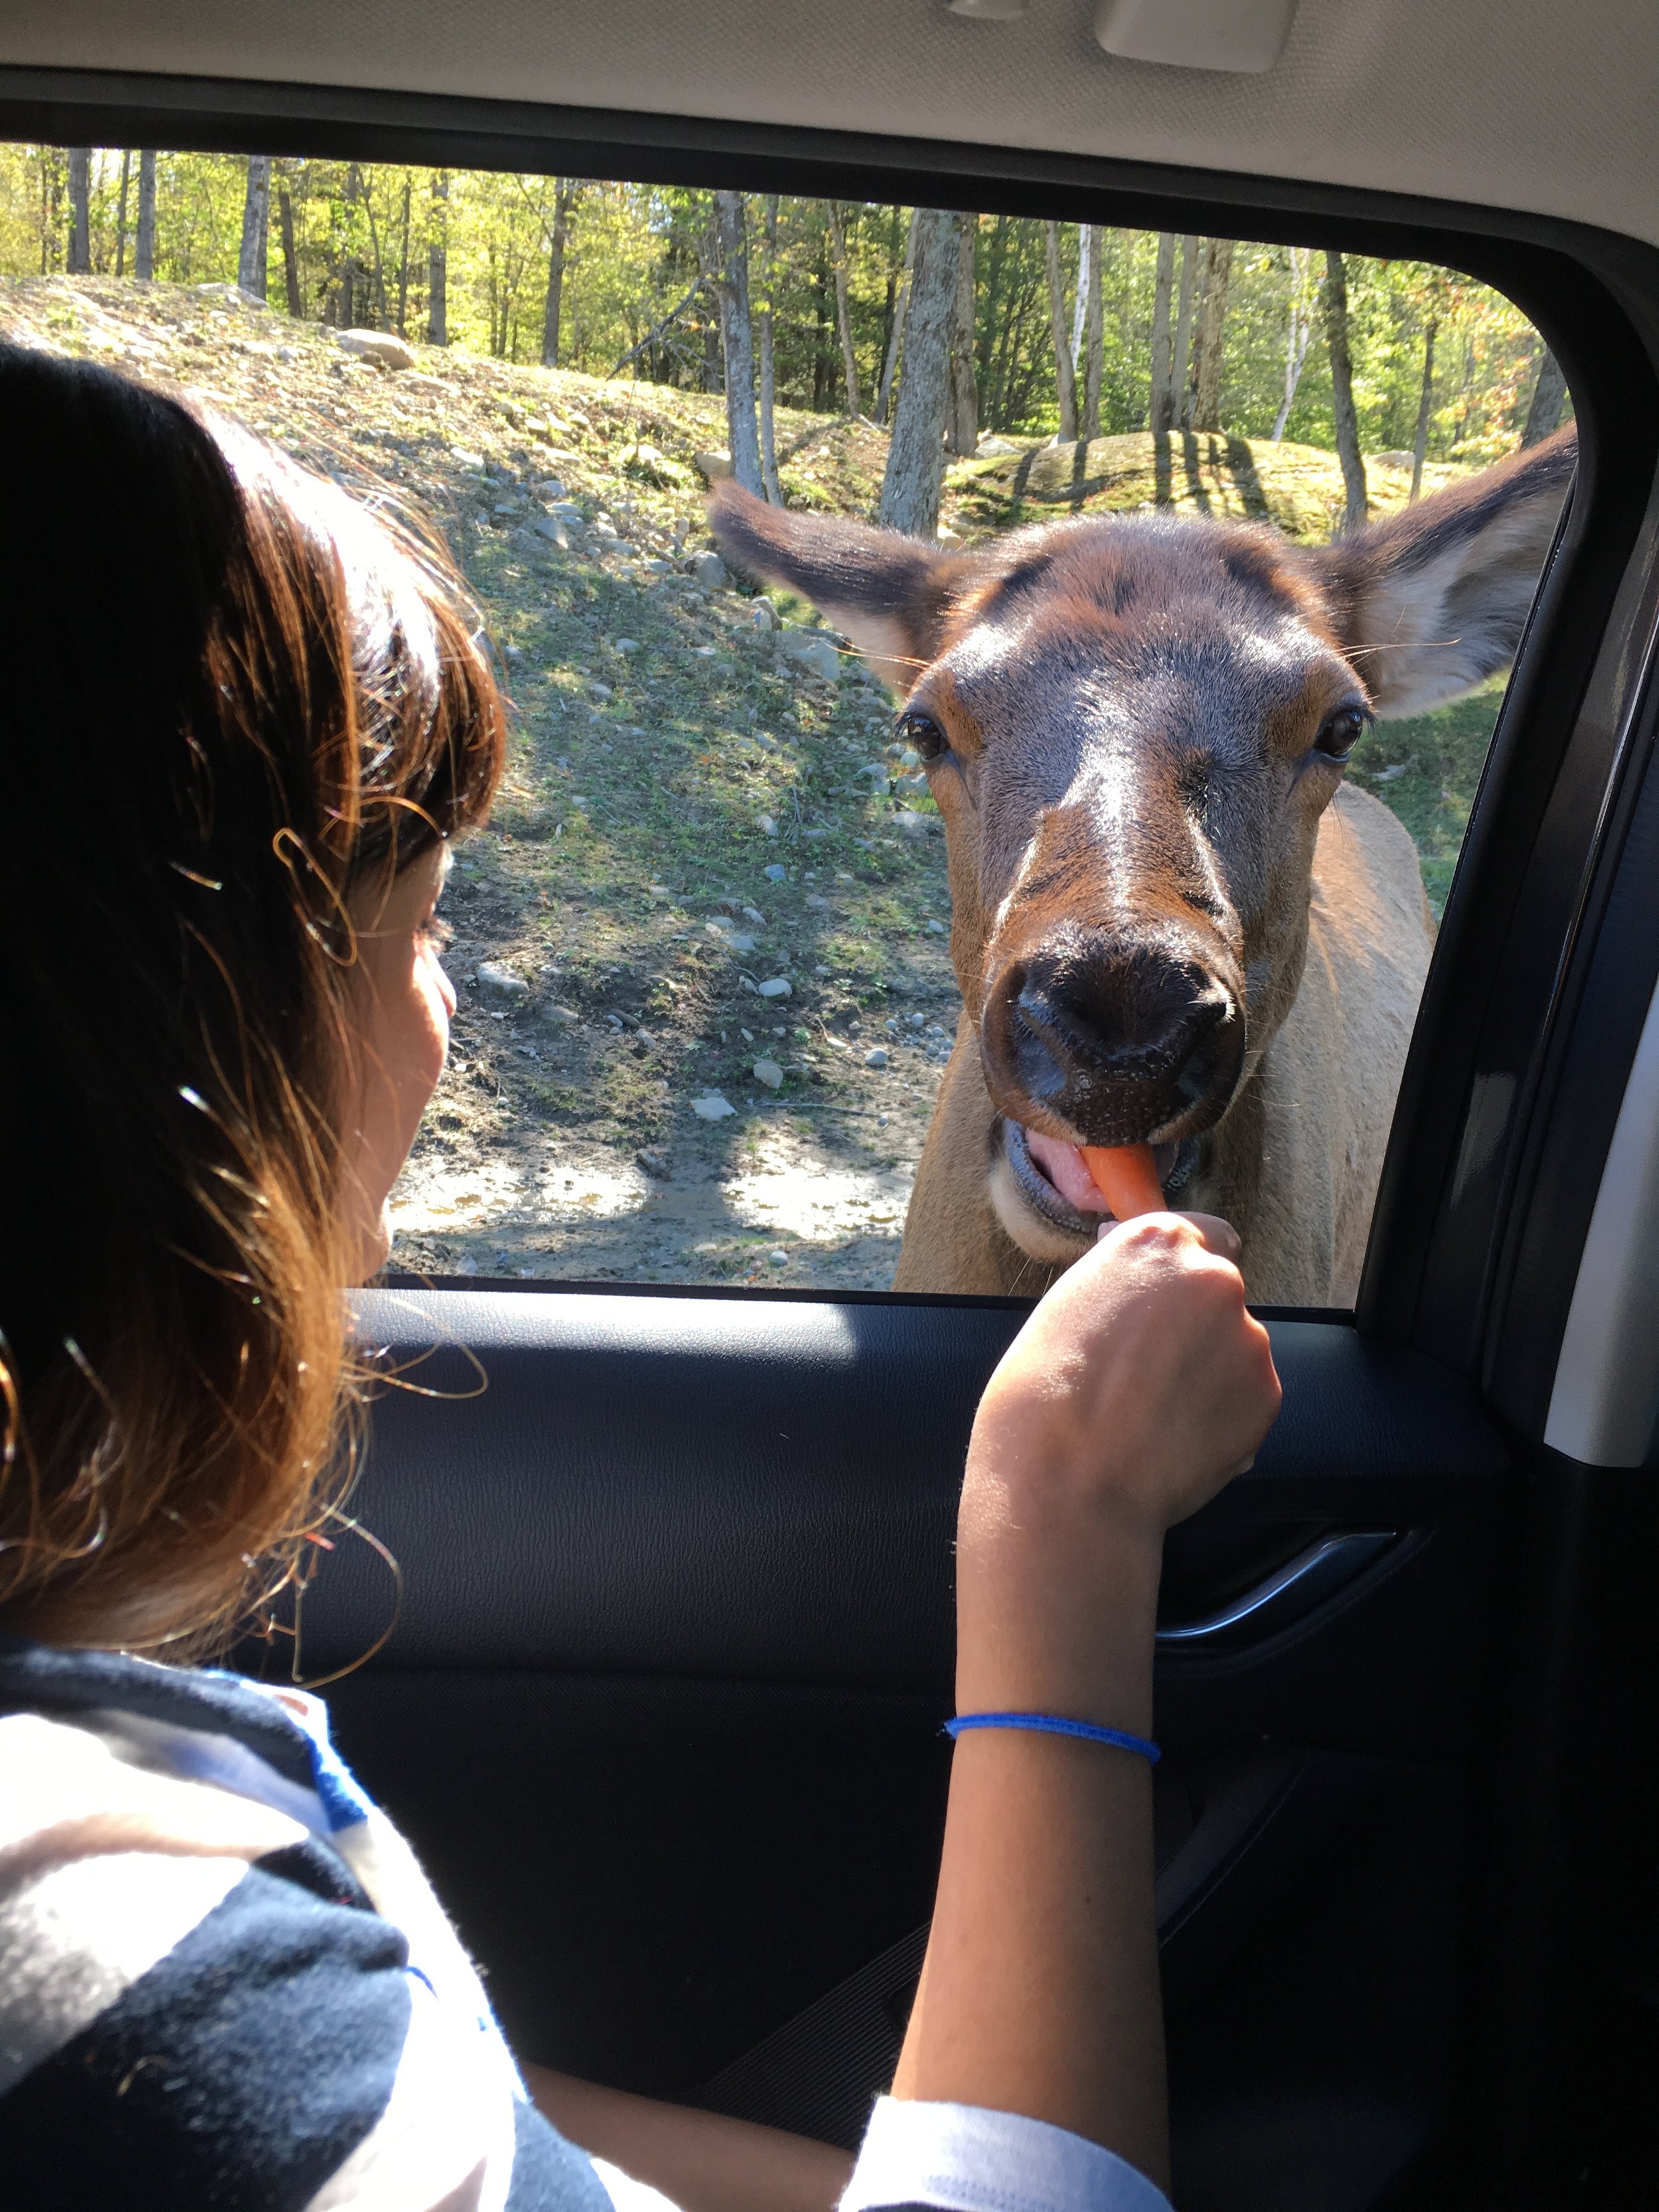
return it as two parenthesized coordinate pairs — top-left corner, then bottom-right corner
(1172, 234), (1198, 429)
(1409, 317), (1438, 500)
(135, 151), (157, 280)
(1522, 346), (1569, 447)
(824, 201), (863, 419)
(541, 180), (575, 367)
(1190, 237), (1236, 432)
(710, 191), (765, 497)
(66, 149), (92, 275)
(238, 155), (271, 299)
(1070, 223), (1090, 380)
(1149, 230), (1177, 433)
(1271, 246), (1315, 441)
(879, 206), (960, 538)
(427, 173), (449, 344)
(277, 185), (303, 317)
(946, 213), (978, 457)
(1043, 220), (1078, 443)
(757, 195), (782, 502)
(397, 180), (411, 336)
(114, 149), (131, 279)
(1078, 224), (1104, 443)
(877, 210), (918, 425)
(1323, 249), (1368, 532)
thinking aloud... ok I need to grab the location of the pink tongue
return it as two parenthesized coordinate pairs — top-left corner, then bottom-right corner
(1026, 1130), (1114, 1213)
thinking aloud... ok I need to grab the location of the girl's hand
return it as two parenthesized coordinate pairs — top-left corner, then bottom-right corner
(955, 1212), (1281, 1717)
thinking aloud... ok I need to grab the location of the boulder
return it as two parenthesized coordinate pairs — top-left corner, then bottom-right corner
(778, 630), (841, 684)
(337, 329), (417, 371)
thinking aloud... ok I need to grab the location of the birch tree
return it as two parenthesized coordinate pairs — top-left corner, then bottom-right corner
(540, 181), (576, 367)
(709, 191), (764, 496)
(757, 195), (782, 502)
(427, 173), (449, 344)
(877, 209), (918, 425)
(1042, 220), (1078, 442)
(1271, 247), (1317, 440)
(113, 150), (131, 277)
(824, 201), (863, 418)
(1173, 234), (1198, 428)
(67, 149), (91, 275)
(238, 156), (271, 299)
(1409, 318), (1438, 498)
(1323, 250), (1368, 530)
(879, 206), (959, 538)
(277, 181), (303, 315)
(946, 213), (979, 457)
(1078, 223), (1104, 443)
(135, 151), (157, 281)
(1149, 232), (1177, 433)
(1190, 237), (1235, 431)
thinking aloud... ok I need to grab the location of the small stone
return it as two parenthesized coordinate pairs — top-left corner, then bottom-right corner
(805, 895), (830, 909)
(753, 1058), (784, 1089)
(779, 629), (841, 683)
(741, 907), (765, 924)
(533, 516), (570, 548)
(544, 1005), (579, 1024)
(756, 814), (778, 838)
(725, 932), (757, 954)
(864, 1047), (889, 1069)
(764, 863), (787, 882)
(689, 550), (729, 589)
(757, 977), (792, 999)
(768, 1248), (790, 1268)
(535, 477), (568, 499)
(636, 1147), (672, 1179)
(751, 600), (778, 631)
(927, 919), (946, 933)
(476, 961), (530, 998)
(894, 810), (936, 840)
(693, 451), (735, 482)
(337, 328), (416, 370)
(613, 637), (640, 653)
(691, 1092), (737, 1120)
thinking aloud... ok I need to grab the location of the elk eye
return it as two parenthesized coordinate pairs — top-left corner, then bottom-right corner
(896, 710), (949, 762)
(1314, 706), (1368, 762)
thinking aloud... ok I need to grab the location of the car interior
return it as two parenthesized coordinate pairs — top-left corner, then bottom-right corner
(5, 3), (1659, 2206)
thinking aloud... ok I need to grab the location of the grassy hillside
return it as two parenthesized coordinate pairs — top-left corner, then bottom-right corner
(1, 277), (1498, 1286)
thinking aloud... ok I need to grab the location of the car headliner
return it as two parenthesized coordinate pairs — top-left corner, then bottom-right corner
(5, 0), (1658, 252)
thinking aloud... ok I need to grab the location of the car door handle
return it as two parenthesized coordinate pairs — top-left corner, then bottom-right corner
(1155, 1530), (1400, 1653)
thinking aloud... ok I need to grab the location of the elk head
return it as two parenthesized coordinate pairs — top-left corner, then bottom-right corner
(709, 432), (1573, 1263)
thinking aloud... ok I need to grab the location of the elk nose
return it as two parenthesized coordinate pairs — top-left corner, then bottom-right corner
(985, 938), (1244, 1143)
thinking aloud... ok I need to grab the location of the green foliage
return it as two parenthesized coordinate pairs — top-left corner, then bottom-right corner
(0, 143), (1559, 470)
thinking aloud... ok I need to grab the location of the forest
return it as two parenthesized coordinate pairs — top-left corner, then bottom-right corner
(0, 142), (1571, 534)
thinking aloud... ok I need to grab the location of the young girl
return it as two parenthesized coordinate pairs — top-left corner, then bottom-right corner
(0, 344), (1281, 2212)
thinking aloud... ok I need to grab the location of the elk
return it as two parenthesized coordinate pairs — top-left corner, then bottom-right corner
(709, 430), (1575, 1303)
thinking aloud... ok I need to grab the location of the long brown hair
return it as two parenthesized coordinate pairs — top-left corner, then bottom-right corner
(0, 345), (504, 1654)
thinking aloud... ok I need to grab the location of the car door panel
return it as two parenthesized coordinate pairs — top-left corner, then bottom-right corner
(240, 1286), (1514, 2209)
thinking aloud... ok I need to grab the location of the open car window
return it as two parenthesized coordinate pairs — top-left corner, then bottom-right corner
(0, 147), (1571, 1305)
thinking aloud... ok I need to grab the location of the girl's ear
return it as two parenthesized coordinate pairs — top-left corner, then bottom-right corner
(1305, 424), (1577, 717)
(706, 482), (996, 696)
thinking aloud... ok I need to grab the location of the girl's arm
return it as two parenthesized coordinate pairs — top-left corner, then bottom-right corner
(890, 1212), (1281, 2193)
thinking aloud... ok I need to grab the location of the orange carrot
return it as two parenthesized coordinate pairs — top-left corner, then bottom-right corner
(1080, 1142), (1165, 1220)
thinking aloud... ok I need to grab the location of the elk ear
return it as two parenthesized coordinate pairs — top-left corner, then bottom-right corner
(1309, 425), (1576, 716)
(706, 482), (992, 694)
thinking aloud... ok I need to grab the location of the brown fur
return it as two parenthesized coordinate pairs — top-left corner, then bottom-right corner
(710, 427), (1573, 1304)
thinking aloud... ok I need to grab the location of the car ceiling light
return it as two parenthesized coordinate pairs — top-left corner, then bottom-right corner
(1095, 0), (1298, 72)
(947, 0), (1029, 19)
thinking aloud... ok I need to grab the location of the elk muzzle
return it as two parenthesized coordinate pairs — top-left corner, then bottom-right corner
(980, 930), (1246, 1146)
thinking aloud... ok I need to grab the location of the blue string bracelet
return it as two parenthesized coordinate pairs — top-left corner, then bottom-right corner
(944, 1712), (1161, 1765)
